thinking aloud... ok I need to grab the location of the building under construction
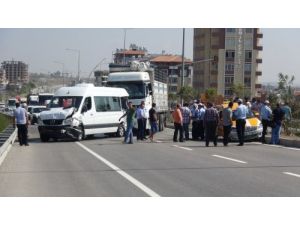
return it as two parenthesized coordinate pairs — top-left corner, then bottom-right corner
(1, 60), (29, 86)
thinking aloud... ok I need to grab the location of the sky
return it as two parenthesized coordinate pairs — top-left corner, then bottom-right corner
(0, 28), (300, 85)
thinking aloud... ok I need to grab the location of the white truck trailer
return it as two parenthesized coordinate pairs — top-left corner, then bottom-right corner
(107, 61), (168, 131)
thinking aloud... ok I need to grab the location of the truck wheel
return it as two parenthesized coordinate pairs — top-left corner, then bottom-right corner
(116, 124), (125, 137)
(159, 114), (164, 131)
(40, 134), (49, 142)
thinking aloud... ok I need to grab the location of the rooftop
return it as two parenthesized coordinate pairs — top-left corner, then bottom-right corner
(115, 50), (146, 55)
(150, 55), (192, 64)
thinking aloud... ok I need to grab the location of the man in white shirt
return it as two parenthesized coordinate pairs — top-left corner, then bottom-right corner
(14, 102), (29, 146)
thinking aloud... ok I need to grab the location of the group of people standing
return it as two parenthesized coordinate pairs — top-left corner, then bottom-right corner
(119, 101), (158, 144)
(172, 102), (222, 147)
(171, 97), (292, 147)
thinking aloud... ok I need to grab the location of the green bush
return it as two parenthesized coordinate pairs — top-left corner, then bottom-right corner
(0, 114), (10, 132)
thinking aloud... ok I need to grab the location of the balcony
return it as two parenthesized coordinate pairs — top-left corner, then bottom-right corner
(256, 71), (262, 76)
(255, 84), (262, 89)
(256, 58), (262, 64)
(212, 32), (220, 37)
(257, 46), (263, 51)
(211, 70), (218, 75)
(211, 45), (220, 49)
(257, 33), (263, 38)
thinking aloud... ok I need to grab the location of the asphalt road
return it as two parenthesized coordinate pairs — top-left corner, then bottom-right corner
(1, 126), (300, 196)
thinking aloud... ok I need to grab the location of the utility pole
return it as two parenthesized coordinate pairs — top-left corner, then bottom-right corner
(66, 48), (80, 83)
(181, 28), (185, 105)
(181, 28), (185, 88)
(123, 29), (127, 65)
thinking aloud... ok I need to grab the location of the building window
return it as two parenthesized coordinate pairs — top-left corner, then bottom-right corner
(244, 39), (253, 49)
(169, 86), (177, 92)
(245, 28), (253, 33)
(244, 63), (252, 72)
(244, 77), (251, 87)
(169, 69), (178, 75)
(225, 63), (234, 71)
(224, 89), (233, 96)
(226, 28), (236, 33)
(225, 76), (234, 84)
(245, 51), (252, 62)
(225, 38), (236, 49)
(226, 51), (235, 60)
(169, 77), (177, 83)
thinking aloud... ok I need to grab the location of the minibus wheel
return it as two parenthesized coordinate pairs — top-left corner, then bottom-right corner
(116, 124), (125, 137)
(76, 125), (85, 141)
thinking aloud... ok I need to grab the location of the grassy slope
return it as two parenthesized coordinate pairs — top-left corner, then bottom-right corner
(0, 114), (10, 132)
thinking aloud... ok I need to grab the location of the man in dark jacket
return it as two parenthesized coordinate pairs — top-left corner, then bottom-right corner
(203, 102), (219, 147)
(271, 103), (285, 145)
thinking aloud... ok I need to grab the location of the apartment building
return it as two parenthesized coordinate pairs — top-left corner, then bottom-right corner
(193, 28), (263, 98)
(1, 60), (29, 86)
(113, 48), (147, 65)
(150, 55), (192, 95)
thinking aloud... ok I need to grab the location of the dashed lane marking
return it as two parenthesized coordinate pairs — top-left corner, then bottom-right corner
(212, 154), (247, 164)
(252, 142), (300, 151)
(172, 145), (193, 151)
(76, 142), (160, 197)
(283, 172), (300, 178)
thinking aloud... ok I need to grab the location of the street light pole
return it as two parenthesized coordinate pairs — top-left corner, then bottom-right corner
(123, 29), (127, 65)
(181, 28), (185, 105)
(53, 61), (65, 86)
(66, 48), (80, 83)
(181, 28), (185, 88)
(88, 58), (107, 82)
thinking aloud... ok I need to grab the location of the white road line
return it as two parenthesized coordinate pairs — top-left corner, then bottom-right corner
(76, 142), (160, 197)
(283, 172), (300, 178)
(212, 154), (247, 164)
(155, 140), (162, 143)
(252, 142), (300, 151)
(172, 145), (193, 151)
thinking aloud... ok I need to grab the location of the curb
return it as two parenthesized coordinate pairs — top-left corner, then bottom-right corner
(265, 136), (300, 149)
(166, 124), (300, 149)
(0, 126), (17, 166)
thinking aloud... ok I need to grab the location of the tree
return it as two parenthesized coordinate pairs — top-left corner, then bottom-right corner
(277, 73), (295, 104)
(168, 93), (178, 102)
(204, 88), (217, 103)
(267, 92), (279, 109)
(230, 83), (245, 98)
(178, 86), (195, 103)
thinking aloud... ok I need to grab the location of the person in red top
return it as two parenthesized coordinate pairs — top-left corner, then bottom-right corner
(172, 104), (184, 142)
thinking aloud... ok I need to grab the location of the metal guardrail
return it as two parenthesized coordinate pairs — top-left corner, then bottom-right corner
(0, 125), (17, 165)
(0, 112), (17, 166)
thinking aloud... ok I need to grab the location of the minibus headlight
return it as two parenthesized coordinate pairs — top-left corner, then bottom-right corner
(64, 117), (73, 125)
(38, 117), (43, 125)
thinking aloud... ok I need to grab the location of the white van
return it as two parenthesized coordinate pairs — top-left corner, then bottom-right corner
(38, 83), (128, 142)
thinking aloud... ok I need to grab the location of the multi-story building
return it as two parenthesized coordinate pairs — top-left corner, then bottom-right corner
(1, 60), (29, 86)
(94, 70), (109, 86)
(0, 68), (6, 84)
(150, 55), (192, 95)
(113, 48), (147, 65)
(193, 28), (263, 98)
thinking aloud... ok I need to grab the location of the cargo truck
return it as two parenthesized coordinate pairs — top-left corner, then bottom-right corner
(107, 61), (168, 131)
